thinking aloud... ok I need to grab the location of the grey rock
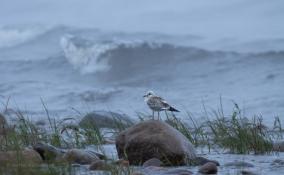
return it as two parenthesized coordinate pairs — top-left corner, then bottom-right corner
(224, 161), (254, 168)
(35, 119), (46, 126)
(198, 162), (218, 174)
(116, 120), (197, 166)
(33, 143), (106, 164)
(87, 150), (106, 160)
(164, 168), (193, 175)
(142, 167), (193, 175)
(143, 158), (163, 167)
(33, 142), (65, 161)
(271, 159), (284, 166)
(241, 170), (258, 175)
(89, 160), (109, 171)
(79, 111), (134, 129)
(194, 157), (220, 166)
(63, 149), (100, 164)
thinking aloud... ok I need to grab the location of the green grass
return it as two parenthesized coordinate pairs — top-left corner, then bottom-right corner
(165, 113), (207, 147)
(0, 100), (135, 175)
(0, 98), (283, 175)
(164, 102), (282, 154)
(207, 103), (274, 154)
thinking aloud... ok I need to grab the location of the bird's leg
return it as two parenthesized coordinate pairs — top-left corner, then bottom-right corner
(158, 111), (160, 120)
(152, 110), (155, 120)
(165, 110), (169, 120)
(171, 111), (175, 117)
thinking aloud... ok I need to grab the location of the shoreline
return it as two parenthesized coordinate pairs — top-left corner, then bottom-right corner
(0, 105), (283, 175)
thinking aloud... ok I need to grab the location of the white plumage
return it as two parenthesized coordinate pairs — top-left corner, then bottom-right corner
(143, 90), (179, 120)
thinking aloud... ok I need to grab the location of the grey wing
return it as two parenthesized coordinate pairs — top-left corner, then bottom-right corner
(147, 96), (170, 110)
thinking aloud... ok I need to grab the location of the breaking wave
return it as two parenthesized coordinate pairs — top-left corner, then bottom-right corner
(61, 35), (115, 74)
(60, 34), (284, 82)
(60, 35), (178, 74)
(1, 25), (284, 79)
(1, 25), (284, 120)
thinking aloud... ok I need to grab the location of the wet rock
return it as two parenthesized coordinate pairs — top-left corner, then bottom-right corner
(92, 151), (107, 160)
(0, 148), (42, 164)
(141, 167), (193, 175)
(22, 148), (43, 163)
(35, 119), (46, 126)
(34, 143), (106, 163)
(271, 159), (284, 166)
(163, 168), (193, 175)
(63, 149), (100, 164)
(79, 111), (134, 129)
(198, 162), (218, 174)
(241, 170), (258, 175)
(83, 149), (107, 160)
(194, 156), (220, 166)
(33, 142), (65, 161)
(224, 161), (254, 167)
(90, 159), (130, 171)
(143, 158), (162, 167)
(114, 159), (130, 167)
(272, 141), (284, 152)
(89, 160), (110, 171)
(116, 120), (197, 166)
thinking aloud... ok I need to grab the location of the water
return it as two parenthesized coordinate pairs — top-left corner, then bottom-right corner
(92, 144), (284, 175)
(0, 0), (284, 126)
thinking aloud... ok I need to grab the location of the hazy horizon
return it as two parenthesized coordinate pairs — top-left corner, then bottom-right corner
(0, 0), (283, 125)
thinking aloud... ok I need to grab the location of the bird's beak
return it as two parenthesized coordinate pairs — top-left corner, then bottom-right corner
(143, 95), (147, 97)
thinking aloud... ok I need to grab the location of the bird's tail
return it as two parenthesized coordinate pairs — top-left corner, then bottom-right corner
(168, 106), (180, 112)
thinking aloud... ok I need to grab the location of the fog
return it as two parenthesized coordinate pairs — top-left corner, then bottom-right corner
(1, 0), (284, 40)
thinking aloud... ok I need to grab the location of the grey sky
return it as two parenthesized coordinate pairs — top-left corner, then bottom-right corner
(0, 0), (284, 39)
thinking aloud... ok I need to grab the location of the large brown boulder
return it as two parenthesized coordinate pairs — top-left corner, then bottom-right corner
(115, 120), (197, 166)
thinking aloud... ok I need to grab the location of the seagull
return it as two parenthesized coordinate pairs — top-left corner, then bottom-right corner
(143, 90), (180, 120)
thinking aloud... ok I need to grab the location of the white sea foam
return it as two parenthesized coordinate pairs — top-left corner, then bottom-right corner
(60, 35), (116, 74)
(0, 0), (283, 130)
(0, 26), (46, 48)
(60, 35), (166, 74)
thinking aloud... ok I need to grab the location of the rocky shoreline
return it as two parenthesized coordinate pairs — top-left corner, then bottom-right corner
(0, 111), (283, 175)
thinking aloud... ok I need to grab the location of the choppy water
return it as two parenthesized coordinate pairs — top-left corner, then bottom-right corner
(0, 1), (284, 125)
(88, 145), (284, 175)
